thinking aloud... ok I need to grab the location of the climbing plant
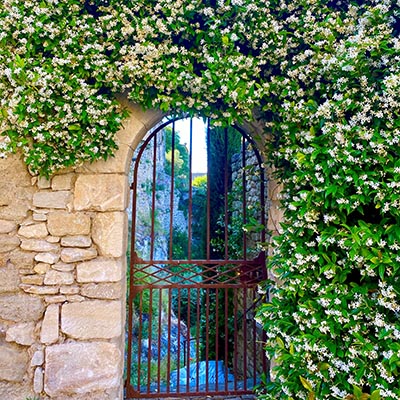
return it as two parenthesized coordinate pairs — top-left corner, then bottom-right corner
(1, 0), (400, 399)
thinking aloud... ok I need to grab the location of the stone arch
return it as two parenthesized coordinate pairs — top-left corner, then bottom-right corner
(0, 94), (281, 400)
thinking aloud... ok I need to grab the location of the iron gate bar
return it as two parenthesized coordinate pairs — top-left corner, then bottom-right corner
(126, 117), (268, 399)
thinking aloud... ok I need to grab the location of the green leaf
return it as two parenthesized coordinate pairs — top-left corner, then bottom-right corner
(370, 390), (381, 400)
(353, 385), (363, 398)
(300, 376), (313, 392)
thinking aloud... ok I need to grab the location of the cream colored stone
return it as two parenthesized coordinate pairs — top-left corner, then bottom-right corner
(33, 191), (72, 209)
(20, 275), (44, 285)
(34, 252), (60, 264)
(0, 220), (16, 234)
(20, 239), (59, 252)
(44, 342), (120, 396)
(59, 285), (79, 295)
(44, 295), (67, 304)
(19, 285), (59, 295)
(44, 270), (74, 285)
(65, 294), (85, 302)
(74, 174), (127, 211)
(0, 264), (19, 293)
(37, 176), (51, 189)
(0, 344), (28, 382)
(46, 235), (60, 243)
(47, 211), (91, 236)
(33, 212), (47, 221)
(80, 283), (122, 300)
(0, 235), (20, 252)
(34, 367), (44, 393)
(52, 262), (75, 272)
(6, 322), (35, 346)
(40, 304), (59, 345)
(76, 257), (122, 283)
(8, 250), (35, 270)
(61, 300), (121, 339)
(34, 263), (50, 274)
(31, 349), (44, 366)
(92, 212), (127, 257)
(60, 247), (97, 263)
(18, 223), (48, 238)
(0, 294), (44, 322)
(61, 235), (92, 247)
(51, 174), (75, 191)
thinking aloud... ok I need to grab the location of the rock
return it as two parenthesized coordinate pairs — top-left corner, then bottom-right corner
(17, 223), (48, 238)
(60, 247), (97, 263)
(34, 252), (60, 264)
(76, 258), (122, 283)
(33, 367), (44, 393)
(0, 220), (16, 234)
(0, 235), (20, 253)
(0, 294), (44, 322)
(6, 322), (35, 346)
(19, 285), (59, 295)
(61, 235), (92, 248)
(44, 342), (120, 396)
(80, 283), (122, 300)
(61, 300), (121, 339)
(31, 349), (45, 366)
(47, 211), (91, 237)
(0, 343), (28, 382)
(40, 304), (59, 345)
(20, 239), (59, 252)
(33, 191), (72, 209)
(0, 263), (19, 293)
(51, 174), (75, 191)
(44, 270), (74, 285)
(20, 275), (44, 285)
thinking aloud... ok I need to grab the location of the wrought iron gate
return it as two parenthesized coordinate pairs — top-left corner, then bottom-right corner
(126, 117), (268, 398)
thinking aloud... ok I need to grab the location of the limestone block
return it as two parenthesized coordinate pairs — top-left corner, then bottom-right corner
(0, 294), (44, 322)
(20, 275), (44, 285)
(74, 174), (127, 211)
(52, 262), (75, 272)
(20, 239), (59, 252)
(18, 223), (48, 238)
(19, 285), (59, 295)
(0, 235), (20, 252)
(0, 219), (16, 234)
(38, 176), (51, 189)
(76, 257), (122, 283)
(33, 212), (47, 221)
(47, 235), (60, 243)
(34, 252), (60, 264)
(8, 249), (35, 270)
(40, 304), (59, 344)
(44, 342), (120, 396)
(44, 295), (67, 304)
(34, 367), (44, 393)
(51, 173), (75, 191)
(47, 211), (91, 236)
(80, 283), (122, 300)
(34, 263), (50, 274)
(44, 270), (74, 285)
(61, 300), (121, 339)
(0, 343), (28, 382)
(59, 285), (79, 295)
(0, 263), (19, 293)
(60, 247), (97, 263)
(31, 349), (45, 366)
(92, 212), (127, 257)
(33, 191), (72, 209)
(6, 322), (35, 346)
(61, 235), (92, 248)
(66, 294), (85, 302)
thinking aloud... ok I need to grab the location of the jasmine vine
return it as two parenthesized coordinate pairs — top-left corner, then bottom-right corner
(1, 0), (400, 399)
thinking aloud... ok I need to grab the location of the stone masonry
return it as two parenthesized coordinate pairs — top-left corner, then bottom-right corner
(0, 98), (279, 399)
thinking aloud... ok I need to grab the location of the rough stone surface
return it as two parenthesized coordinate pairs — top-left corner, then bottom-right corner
(34, 252), (60, 264)
(47, 211), (91, 236)
(40, 304), (59, 344)
(60, 285), (79, 295)
(20, 239), (59, 252)
(80, 283), (122, 300)
(31, 349), (45, 366)
(0, 219), (16, 234)
(8, 250), (35, 270)
(52, 262), (75, 272)
(44, 270), (74, 285)
(61, 247), (97, 263)
(33, 191), (72, 209)
(74, 174), (127, 211)
(6, 321), (35, 346)
(44, 342), (121, 396)
(51, 173), (75, 191)
(0, 342), (28, 382)
(0, 294), (44, 322)
(18, 223), (48, 238)
(34, 263), (50, 274)
(61, 300), (121, 339)
(20, 274), (44, 285)
(34, 367), (44, 393)
(19, 285), (59, 295)
(76, 257), (122, 283)
(61, 235), (92, 247)
(0, 235), (20, 253)
(0, 264), (19, 293)
(92, 212), (127, 257)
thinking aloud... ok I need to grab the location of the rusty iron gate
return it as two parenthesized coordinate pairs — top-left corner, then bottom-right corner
(126, 117), (268, 399)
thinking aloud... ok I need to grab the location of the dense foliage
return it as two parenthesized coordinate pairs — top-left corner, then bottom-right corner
(1, 0), (400, 399)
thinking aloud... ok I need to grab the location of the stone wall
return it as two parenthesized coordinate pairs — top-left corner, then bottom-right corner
(0, 98), (280, 400)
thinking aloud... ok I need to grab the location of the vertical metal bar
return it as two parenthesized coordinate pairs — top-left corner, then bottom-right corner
(186, 287), (192, 392)
(195, 287), (201, 392)
(243, 286), (248, 391)
(188, 118), (194, 260)
(206, 118), (211, 260)
(205, 287), (210, 392)
(215, 287), (219, 389)
(157, 288), (162, 394)
(169, 122), (176, 259)
(150, 133), (158, 261)
(224, 287), (229, 391)
(146, 289), (153, 393)
(177, 287), (182, 393)
(242, 136), (248, 260)
(224, 127), (229, 260)
(137, 290), (144, 392)
(166, 288), (172, 393)
(252, 288), (257, 387)
(233, 288), (238, 391)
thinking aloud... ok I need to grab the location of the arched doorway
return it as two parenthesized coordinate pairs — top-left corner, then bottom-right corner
(125, 117), (268, 398)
